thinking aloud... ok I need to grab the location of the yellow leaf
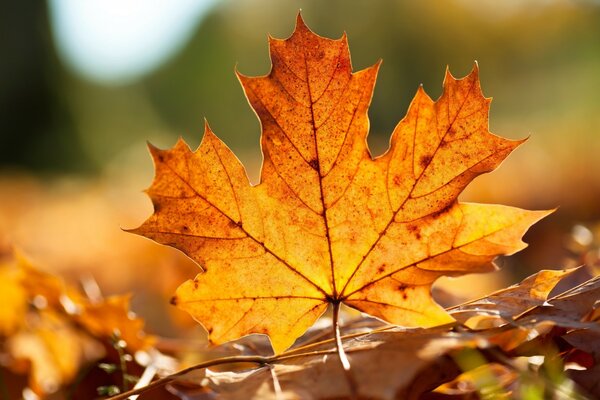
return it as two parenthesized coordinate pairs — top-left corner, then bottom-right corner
(0, 265), (27, 336)
(7, 311), (103, 396)
(132, 15), (549, 353)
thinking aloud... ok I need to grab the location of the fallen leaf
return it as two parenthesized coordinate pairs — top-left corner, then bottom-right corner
(0, 250), (156, 397)
(173, 329), (474, 400)
(563, 330), (600, 398)
(434, 362), (516, 397)
(519, 275), (600, 329)
(77, 294), (154, 352)
(450, 268), (578, 329)
(7, 310), (103, 396)
(16, 252), (86, 312)
(132, 14), (549, 353)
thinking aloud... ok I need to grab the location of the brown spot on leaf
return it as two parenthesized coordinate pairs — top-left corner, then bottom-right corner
(419, 154), (433, 168)
(228, 220), (242, 229)
(308, 158), (319, 171)
(407, 225), (422, 239)
(170, 296), (178, 306)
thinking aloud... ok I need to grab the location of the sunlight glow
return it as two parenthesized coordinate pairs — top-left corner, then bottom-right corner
(48, 0), (217, 84)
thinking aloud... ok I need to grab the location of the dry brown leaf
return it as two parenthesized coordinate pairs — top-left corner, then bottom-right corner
(450, 268), (578, 329)
(132, 14), (548, 353)
(172, 329), (478, 400)
(519, 275), (600, 329)
(563, 330), (600, 398)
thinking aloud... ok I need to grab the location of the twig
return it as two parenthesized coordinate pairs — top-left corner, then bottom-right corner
(268, 364), (283, 400)
(114, 337), (130, 392)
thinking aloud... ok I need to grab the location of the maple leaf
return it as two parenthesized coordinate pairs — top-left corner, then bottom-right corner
(131, 14), (549, 354)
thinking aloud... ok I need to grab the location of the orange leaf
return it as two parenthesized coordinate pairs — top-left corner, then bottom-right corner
(132, 14), (549, 353)
(77, 294), (154, 352)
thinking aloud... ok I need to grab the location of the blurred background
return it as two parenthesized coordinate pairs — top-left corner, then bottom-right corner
(1, 0), (600, 336)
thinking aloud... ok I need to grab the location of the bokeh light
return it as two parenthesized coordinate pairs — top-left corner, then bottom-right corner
(47, 0), (217, 84)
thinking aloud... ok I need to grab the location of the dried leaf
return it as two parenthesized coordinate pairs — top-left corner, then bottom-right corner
(132, 14), (548, 353)
(175, 329), (477, 400)
(563, 330), (600, 398)
(7, 311), (103, 396)
(0, 250), (155, 397)
(450, 268), (578, 329)
(77, 294), (155, 352)
(434, 363), (516, 397)
(519, 275), (600, 328)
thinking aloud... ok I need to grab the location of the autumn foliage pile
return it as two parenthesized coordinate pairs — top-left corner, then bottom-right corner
(2, 14), (600, 400)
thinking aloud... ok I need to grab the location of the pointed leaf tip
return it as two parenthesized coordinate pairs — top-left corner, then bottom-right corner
(146, 141), (159, 154)
(203, 118), (212, 133)
(295, 11), (306, 29)
(441, 65), (456, 88)
(174, 136), (191, 151)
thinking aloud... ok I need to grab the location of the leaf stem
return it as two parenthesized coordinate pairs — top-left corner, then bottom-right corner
(332, 302), (359, 399)
(115, 339), (129, 392)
